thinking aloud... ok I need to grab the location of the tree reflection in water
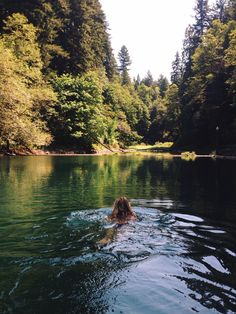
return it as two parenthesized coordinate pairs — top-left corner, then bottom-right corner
(0, 155), (236, 313)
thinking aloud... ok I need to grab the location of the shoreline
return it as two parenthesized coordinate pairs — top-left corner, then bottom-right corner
(1, 149), (236, 160)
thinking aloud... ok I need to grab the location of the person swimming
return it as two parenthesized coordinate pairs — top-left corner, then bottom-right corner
(98, 197), (136, 245)
(108, 196), (136, 223)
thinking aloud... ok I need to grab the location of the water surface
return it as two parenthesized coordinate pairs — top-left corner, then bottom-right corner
(0, 155), (236, 313)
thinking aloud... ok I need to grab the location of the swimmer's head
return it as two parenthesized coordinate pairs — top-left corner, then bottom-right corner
(112, 197), (133, 219)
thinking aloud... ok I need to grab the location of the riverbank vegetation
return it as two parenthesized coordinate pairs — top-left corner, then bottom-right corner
(0, 0), (235, 154)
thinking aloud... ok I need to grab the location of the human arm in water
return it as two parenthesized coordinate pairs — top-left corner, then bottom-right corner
(98, 214), (136, 245)
(98, 227), (116, 245)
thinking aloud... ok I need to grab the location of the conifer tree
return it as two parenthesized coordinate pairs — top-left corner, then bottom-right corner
(226, 0), (236, 20)
(212, 0), (228, 22)
(181, 0), (210, 81)
(134, 74), (141, 89)
(157, 75), (169, 97)
(32, 1), (68, 74)
(63, 0), (116, 76)
(171, 51), (182, 86)
(142, 70), (154, 87)
(118, 45), (132, 85)
(193, 0), (211, 40)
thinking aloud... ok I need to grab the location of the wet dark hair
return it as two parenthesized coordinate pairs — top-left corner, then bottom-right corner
(110, 197), (134, 219)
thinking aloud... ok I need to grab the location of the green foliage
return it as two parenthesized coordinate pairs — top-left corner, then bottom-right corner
(180, 151), (197, 161)
(224, 22), (236, 99)
(61, 0), (116, 77)
(2, 13), (43, 85)
(171, 51), (182, 86)
(163, 84), (181, 140)
(33, 1), (69, 73)
(192, 20), (227, 76)
(157, 75), (169, 97)
(0, 0), (116, 78)
(0, 13), (56, 150)
(137, 83), (159, 107)
(103, 80), (145, 145)
(118, 45), (132, 85)
(142, 70), (154, 87)
(0, 40), (53, 149)
(176, 0), (236, 149)
(1, 0), (235, 153)
(52, 72), (105, 144)
(193, 0), (210, 37)
(212, 0), (228, 22)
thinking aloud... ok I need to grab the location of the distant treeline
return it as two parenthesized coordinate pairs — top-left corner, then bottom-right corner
(0, 0), (235, 152)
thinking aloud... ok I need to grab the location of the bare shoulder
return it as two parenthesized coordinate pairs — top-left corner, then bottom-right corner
(128, 213), (137, 220)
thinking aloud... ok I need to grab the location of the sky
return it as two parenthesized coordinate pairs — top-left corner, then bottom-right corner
(100, 0), (200, 80)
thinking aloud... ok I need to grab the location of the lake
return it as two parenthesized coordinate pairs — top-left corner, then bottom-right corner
(0, 154), (236, 314)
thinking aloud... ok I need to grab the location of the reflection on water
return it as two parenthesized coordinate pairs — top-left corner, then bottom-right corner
(0, 155), (236, 313)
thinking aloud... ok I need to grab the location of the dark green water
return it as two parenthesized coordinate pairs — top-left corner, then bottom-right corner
(0, 155), (236, 314)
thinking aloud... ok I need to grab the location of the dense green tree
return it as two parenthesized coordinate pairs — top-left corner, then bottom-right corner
(136, 83), (159, 107)
(157, 74), (169, 97)
(171, 51), (182, 86)
(0, 0), (116, 78)
(103, 38), (118, 79)
(142, 70), (154, 87)
(0, 14), (55, 150)
(225, 0), (236, 20)
(193, 0), (211, 39)
(2, 13), (43, 84)
(224, 21), (236, 104)
(134, 74), (142, 90)
(0, 0), (67, 74)
(181, 25), (196, 80)
(103, 80), (150, 144)
(163, 84), (181, 141)
(51, 71), (114, 148)
(148, 100), (167, 144)
(32, 1), (69, 74)
(181, 0), (211, 88)
(177, 14), (236, 148)
(118, 45), (132, 85)
(62, 0), (116, 77)
(2, 13), (56, 113)
(212, 0), (229, 22)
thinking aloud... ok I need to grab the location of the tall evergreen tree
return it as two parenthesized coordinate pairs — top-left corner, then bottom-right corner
(181, 0), (210, 81)
(212, 0), (229, 22)
(181, 25), (196, 81)
(134, 74), (141, 89)
(118, 45), (132, 85)
(32, 1), (68, 74)
(193, 0), (211, 40)
(226, 0), (236, 20)
(103, 37), (118, 79)
(142, 70), (154, 87)
(171, 51), (182, 85)
(63, 0), (116, 76)
(157, 74), (169, 97)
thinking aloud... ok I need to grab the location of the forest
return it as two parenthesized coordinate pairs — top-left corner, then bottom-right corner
(0, 0), (235, 153)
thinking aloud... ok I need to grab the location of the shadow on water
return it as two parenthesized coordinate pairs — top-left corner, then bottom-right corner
(0, 155), (236, 313)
